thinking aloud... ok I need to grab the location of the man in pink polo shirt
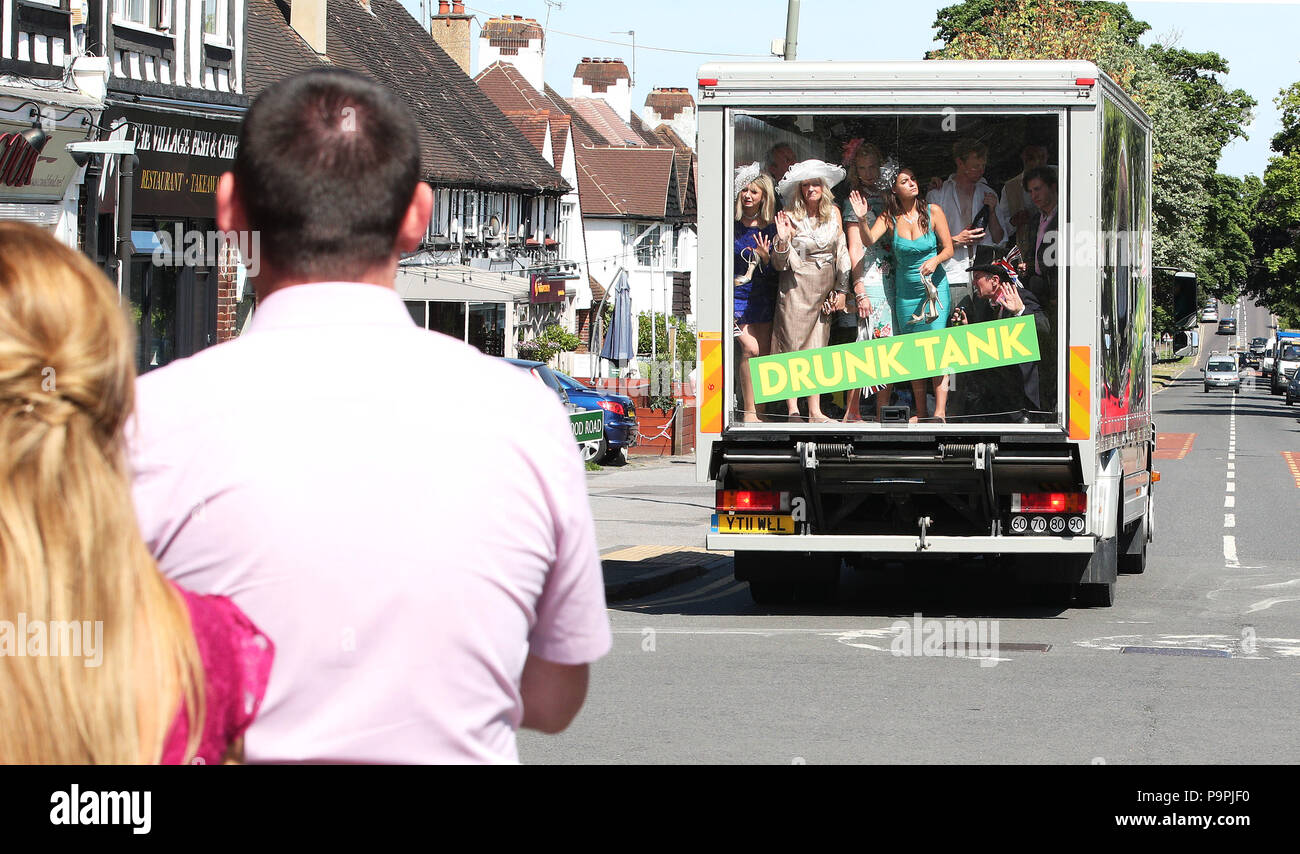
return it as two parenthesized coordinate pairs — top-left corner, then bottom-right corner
(128, 69), (611, 763)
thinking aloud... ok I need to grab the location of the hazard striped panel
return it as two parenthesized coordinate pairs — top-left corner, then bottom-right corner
(700, 331), (723, 433)
(1068, 345), (1090, 440)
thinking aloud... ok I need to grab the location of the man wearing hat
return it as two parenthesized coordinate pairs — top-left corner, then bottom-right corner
(948, 244), (1052, 419)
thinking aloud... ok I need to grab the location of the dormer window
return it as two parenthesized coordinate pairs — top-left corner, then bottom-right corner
(114, 0), (169, 31)
(203, 0), (230, 44)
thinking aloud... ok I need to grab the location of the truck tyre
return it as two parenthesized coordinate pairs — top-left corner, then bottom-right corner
(748, 580), (794, 606)
(793, 556), (841, 604)
(1030, 583), (1076, 607)
(1077, 581), (1115, 607)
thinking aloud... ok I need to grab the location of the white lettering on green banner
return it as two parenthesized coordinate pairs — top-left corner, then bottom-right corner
(750, 315), (1040, 404)
(570, 409), (604, 443)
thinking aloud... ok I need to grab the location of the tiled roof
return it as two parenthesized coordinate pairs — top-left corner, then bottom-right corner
(573, 58), (629, 92)
(244, 0), (569, 193)
(588, 274), (606, 302)
(543, 83), (605, 148)
(505, 112), (549, 152)
(475, 62), (572, 173)
(653, 125), (696, 219)
(567, 98), (644, 147)
(576, 145), (674, 218)
(628, 111), (668, 147)
(245, 0), (325, 89)
(644, 87), (695, 120)
(474, 61), (552, 113)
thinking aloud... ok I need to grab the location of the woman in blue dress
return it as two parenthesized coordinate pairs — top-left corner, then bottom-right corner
(857, 165), (956, 421)
(733, 163), (778, 422)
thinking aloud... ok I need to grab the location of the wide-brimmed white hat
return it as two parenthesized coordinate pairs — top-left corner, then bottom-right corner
(734, 162), (762, 199)
(776, 159), (846, 202)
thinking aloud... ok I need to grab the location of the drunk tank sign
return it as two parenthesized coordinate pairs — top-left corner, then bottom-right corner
(750, 316), (1041, 403)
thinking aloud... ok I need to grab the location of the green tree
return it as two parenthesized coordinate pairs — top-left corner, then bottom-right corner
(1250, 84), (1300, 324)
(930, 0), (1149, 53)
(930, 1), (1254, 305)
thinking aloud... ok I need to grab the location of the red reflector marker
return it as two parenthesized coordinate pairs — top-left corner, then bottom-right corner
(698, 78), (718, 87)
(1075, 77), (1096, 86)
(716, 490), (784, 513)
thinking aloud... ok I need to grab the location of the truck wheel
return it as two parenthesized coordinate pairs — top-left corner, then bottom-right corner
(748, 580), (794, 606)
(1030, 583), (1076, 607)
(1077, 581), (1115, 607)
(794, 556), (841, 603)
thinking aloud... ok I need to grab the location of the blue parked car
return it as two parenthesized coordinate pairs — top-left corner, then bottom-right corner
(554, 370), (637, 464)
(504, 358), (573, 410)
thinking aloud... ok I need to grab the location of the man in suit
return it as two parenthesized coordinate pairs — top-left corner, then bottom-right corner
(1023, 165), (1059, 311)
(949, 245), (1053, 419)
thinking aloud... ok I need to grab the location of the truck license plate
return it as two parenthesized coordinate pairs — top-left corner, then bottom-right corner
(711, 514), (795, 534)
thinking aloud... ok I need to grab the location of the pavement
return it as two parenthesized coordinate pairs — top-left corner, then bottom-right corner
(587, 454), (726, 602)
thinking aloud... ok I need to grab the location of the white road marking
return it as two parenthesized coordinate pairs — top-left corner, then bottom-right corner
(1225, 535), (1240, 567)
(1227, 481), (1235, 492)
(1225, 495), (1235, 508)
(1225, 513), (1236, 527)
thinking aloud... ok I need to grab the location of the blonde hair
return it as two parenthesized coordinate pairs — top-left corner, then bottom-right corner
(734, 173), (775, 227)
(788, 179), (836, 225)
(0, 222), (204, 764)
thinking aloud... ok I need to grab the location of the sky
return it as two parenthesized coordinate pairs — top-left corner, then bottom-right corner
(398, 0), (1300, 179)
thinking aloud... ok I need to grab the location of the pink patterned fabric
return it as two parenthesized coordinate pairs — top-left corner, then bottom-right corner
(160, 585), (274, 765)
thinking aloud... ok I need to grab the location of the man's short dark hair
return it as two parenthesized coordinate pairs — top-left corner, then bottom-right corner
(1024, 165), (1058, 190)
(952, 138), (987, 162)
(233, 68), (422, 281)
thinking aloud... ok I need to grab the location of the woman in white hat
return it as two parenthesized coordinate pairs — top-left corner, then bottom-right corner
(772, 159), (852, 422)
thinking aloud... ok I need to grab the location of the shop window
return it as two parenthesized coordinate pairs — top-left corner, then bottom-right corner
(468, 303), (506, 356)
(427, 301), (466, 339)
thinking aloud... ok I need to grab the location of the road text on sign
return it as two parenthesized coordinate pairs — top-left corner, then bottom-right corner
(749, 316), (1040, 404)
(570, 410), (603, 444)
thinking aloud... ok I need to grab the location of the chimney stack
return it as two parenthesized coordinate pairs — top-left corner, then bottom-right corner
(572, 58), (632, 125)
(431, 0), (473, 74)
(475, 15), (546, 94)
(291, 0), (327, 55)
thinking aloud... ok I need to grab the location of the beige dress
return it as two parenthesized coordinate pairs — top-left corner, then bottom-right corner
(772, 214), (851, 354)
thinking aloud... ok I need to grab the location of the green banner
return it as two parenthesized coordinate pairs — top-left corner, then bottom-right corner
(570, 409), (604, 443)
(751, 316), (1041, 403)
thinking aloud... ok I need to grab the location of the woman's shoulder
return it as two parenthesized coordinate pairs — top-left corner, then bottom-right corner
(163, 585), (274, 764)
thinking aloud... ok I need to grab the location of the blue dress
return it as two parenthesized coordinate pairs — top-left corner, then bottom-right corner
(734, 222), (778, 324)
(892, 215), (950, 334)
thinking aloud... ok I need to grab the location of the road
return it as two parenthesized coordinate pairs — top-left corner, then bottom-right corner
(520, 300), (1300, 763)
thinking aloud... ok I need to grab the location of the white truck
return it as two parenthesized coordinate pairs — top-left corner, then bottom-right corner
(694, 61), (1156, 607)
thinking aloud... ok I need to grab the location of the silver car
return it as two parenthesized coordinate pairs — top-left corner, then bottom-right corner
(1204, 356), (1241, 393)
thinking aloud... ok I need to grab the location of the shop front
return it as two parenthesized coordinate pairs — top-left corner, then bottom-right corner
(99, 103), (244, 375)
(395, 264), (525, 357)
(0, 89), (102, 246)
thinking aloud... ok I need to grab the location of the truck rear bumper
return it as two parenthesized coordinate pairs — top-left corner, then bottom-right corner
(707, 534), (1096, 554)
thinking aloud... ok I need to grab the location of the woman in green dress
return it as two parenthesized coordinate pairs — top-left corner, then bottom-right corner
(853, 165), (956, 421)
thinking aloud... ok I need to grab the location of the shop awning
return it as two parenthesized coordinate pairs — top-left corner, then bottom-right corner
(395, 264), (530, 303)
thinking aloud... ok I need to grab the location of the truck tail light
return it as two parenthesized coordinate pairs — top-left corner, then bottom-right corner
(698, 78), (718, 87)
(1075, 77), (1096, 86)
(597, 400), (625, 416)
(1012, 492), (1087, 513)
(717, 490), (787, 513)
